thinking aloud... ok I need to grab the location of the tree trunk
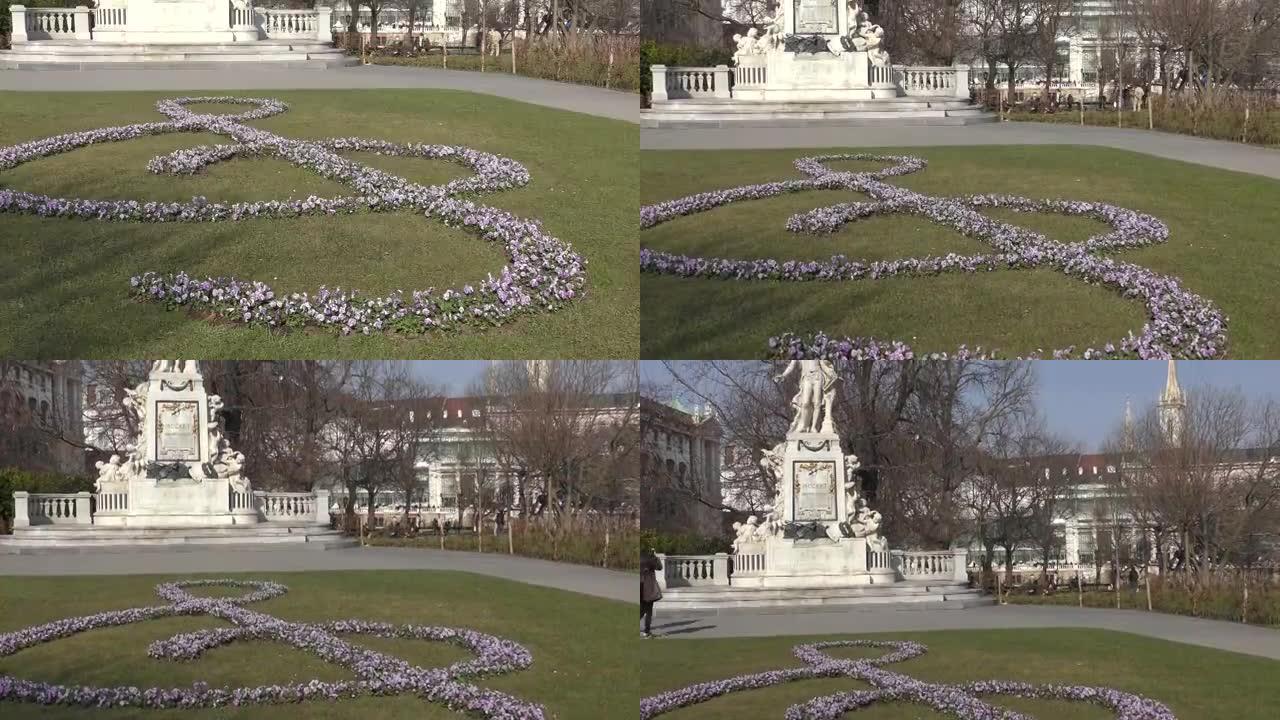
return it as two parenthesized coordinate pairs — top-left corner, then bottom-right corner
(1005, 63), (1017, 105)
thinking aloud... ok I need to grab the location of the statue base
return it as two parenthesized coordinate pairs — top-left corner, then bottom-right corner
(733, 49), (900, 102)
(731, 536), (896, 588)
(93, 476), (260, 528)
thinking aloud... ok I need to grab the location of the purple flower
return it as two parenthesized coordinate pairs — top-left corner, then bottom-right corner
(640, 153), (1227, 360)
(0, 97), (586, 338)
(0, 579), (545, 718)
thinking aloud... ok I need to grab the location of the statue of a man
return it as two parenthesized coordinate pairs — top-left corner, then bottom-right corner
(774, 360), (839, 434)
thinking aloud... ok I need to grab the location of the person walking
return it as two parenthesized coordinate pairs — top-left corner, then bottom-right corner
(640, 548), (663, 638)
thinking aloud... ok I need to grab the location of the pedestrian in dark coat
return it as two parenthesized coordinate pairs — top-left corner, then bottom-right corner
(640, 548), (663, 638)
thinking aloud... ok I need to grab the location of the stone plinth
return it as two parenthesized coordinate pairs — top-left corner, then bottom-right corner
(122, 0), (242, 43)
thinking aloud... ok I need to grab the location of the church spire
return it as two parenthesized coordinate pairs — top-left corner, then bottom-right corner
(1158, 360), (1186, 443)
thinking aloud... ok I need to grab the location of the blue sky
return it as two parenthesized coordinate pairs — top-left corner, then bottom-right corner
(641, 361), (1280, 452)
(405, 361), (490, 394)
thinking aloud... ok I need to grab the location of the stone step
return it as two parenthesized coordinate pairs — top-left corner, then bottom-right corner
(0, 41), (357, 69)
(652, 99), (978, 112)
(0, 525), (357, 553)
(659, 582), (989, 610)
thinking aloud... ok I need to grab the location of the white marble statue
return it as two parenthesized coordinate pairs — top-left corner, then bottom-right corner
(761, 7), (785, 50)
(775, 360), (839, 434)
(843, 453), (861, 509)
(94, 454), (127, 491)
(1131, 86), (1145, 111)
(733, 515), (766, 551)
(846, 497), (882, 538)
(733, 29), (760, 59)
(151, 360), (198, 375)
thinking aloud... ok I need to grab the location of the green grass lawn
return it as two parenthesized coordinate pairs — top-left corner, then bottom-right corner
(0, 570), (632, 719)
(0, 90), (638, 358)
(638, 628), (1280, 719)
(640, 146), (1280, 358)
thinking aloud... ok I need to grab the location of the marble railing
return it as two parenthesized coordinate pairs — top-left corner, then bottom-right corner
(94, 6), (127, 29)
(649, 64), (731, 102)
(257, 8), (319, 38)
(656, 553), (730, 588)
(11, 488), (330, 527)
(652, 547), (969, 589)
(896, 65), (971, 99)
(256, 491), (315, 521)
(12, 491), (92, 526)
(7, 4), (334, 44)
(893, 549), (970, 582)
(649, 62), (971, 102)
(95, 490), (129, 513)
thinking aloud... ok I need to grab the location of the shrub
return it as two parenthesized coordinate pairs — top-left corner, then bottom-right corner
(639, 529), (731, 556)
(364, 34), (641, 93)
(0, 467), (95, 534)
(368, 516), (641, 571)
(1006, 568), (1280, 628)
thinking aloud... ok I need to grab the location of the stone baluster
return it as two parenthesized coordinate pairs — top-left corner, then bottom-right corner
(650, 64), (669, 102)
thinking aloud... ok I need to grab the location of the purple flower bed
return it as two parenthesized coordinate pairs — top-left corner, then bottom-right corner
(0, 579), (545, 718)
(0, 96), (586, 336)
(640, 639), (1177, 720)
(640, 153), (1227, 359)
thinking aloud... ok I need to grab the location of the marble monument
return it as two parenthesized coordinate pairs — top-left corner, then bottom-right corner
(92, 360), (261, 527)
(730, 360), (896, 588)
(729, 0), (900, 101)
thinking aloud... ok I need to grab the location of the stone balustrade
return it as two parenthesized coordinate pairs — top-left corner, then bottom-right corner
(893, 548), (970, 582)
(732, 549), (767, 575)
(7, 4), (335, 44)
(650, 62), (972, 102)
(651, 547), (969, 589)
(95, 490), (129, 513)
(257, 8), (318, 38)
(656, 553), (730, 589)
(896, 65), (971, 99)
(733, 58), (767, 88)
(649, 64), (731, 102)
(94, 6), (127, 29)
(13, 491), (92, 526)
(12, 488), (330, 527)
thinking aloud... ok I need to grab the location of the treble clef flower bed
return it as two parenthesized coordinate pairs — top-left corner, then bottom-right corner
(0, 97), (585, 336)
(0, 579), (546, 718)
(640, 639), (1177, 720)
(640, 154), (1226, 359)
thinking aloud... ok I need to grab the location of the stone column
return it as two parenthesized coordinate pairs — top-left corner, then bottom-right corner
(713, 65), (732, 99)
(316, 6), (333, 42)
(72, 6), (91, 40)
(650, 64), (669, 102)
(713, 552), (730, 585)
(314, 489), (331, 524)
(10, 5), (28, 44)
(951, 548), (969, 582)
(954, 64), (970, 99)
(12, 491), (30, 527)
(655, 553), (669, 590)
(75, 492), (92, 524)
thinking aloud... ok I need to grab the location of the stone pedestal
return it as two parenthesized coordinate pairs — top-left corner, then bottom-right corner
(122, 0), (243, 43)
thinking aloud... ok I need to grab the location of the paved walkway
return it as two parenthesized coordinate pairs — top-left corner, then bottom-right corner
(651, 603), (1280, 661)
(641, 122), (1280, 180)
(0, 65), (638, 124)
(0, 546), (632, 603)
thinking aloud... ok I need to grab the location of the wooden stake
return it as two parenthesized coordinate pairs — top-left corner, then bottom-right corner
(443, 39), (447, 69)
(1148, 91), (1154, 130)
(507, 516), (514, 555)
(511, 37), (516, 75)
(1145, 569), (1153, 611)
(1078, 567), (1084, 607)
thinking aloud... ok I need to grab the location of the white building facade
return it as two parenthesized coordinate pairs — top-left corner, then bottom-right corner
(0, 361), (85, 476)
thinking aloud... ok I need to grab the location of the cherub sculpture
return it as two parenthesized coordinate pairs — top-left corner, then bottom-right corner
(94, 454), (126, 491)
(733, 28), (760, 59)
